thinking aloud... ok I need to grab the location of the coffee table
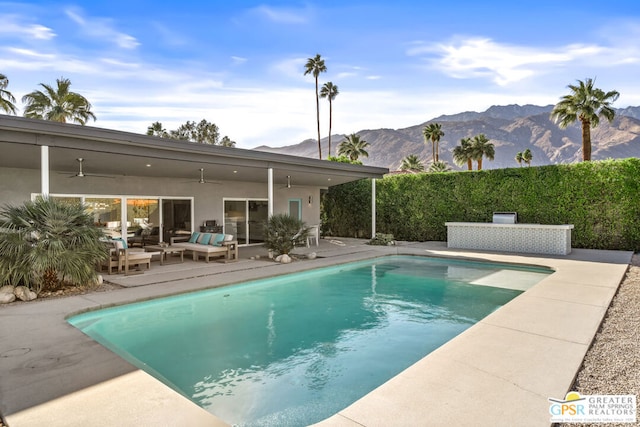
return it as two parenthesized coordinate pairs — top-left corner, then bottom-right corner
(144, 245), (185, 265)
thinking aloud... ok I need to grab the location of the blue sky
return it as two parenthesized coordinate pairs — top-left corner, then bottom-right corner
(1, 1), (639, 149)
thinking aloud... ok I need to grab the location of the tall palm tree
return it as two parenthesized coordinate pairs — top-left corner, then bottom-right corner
(422, 122), (445, 162)
(146, 121), (169, 138)
(452, 137), (474, 171)
(471, 134), (494, 170)
(0, 73), (17, 114)
(303, 54), (327, 159)
(319, 81), (339, 157)
(400, 154), (425, 172)
(338, 133), (369, 162)
(515, 152), (523, 167)
(22, 77), (96, 124)
(550, 78), (619, 161)
(522, 148), (533, 166)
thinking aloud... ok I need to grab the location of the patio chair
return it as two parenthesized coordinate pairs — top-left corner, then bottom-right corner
(99, 239), (153, 275)
(307, 224), (320, 247)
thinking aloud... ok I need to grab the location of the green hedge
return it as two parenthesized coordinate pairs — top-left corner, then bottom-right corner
(322, 158), (640, 250)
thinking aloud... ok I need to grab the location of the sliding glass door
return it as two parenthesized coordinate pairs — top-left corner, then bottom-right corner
(224, 199), (268, 245)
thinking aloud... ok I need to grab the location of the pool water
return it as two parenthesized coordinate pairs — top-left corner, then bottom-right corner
(69, 256), (551, 426)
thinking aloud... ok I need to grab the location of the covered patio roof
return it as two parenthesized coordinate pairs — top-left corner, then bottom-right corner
(0, 116), (388, 187)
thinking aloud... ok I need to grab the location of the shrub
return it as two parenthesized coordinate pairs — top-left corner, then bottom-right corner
(369, 233), (395, 246)
(0, 197), (108, 293)
(322, 158), (640, 250)
(263, 214), (310, 256)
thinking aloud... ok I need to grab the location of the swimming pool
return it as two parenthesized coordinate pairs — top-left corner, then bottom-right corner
(69, 255), (551, 426)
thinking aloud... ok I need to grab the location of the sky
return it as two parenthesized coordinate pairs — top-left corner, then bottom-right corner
(1, 1), (639, 149)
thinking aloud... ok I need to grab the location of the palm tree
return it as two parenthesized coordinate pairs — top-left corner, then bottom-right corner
(0, 73), (17, 114)
(400, 154), (425, 172)
(515, 152), (523, 167)
(146, 121), (169, 138)
(0, 197), (107, 293)
(320, 81), (339, 157)
(471, 134), (494, 170)
(303, 54), (327, 159)
(22, 77), (96, 124)
(428, 160), (451, 173)
(338, 133), (369, 162)
(550, 78), (619, 161)
(522, 148), (533, 166)
(422, 122), (445, 162)
(452, 137), (474, 170)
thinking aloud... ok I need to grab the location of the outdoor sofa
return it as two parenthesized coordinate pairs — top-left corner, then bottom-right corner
(170, 232), (238, 262)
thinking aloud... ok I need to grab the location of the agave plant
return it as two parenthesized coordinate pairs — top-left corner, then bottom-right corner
(263, 214), (310, 256)
(0, 197), (108, 293)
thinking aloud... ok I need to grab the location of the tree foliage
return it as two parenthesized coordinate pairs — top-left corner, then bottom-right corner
(337, 133), (369, 162)
(22, 77), (96, 124)
(428, 160), (451, 173)
(0, 197), (108, 293)
(327, 155), (363, 165)
(304, 54), (327, 159)
(522, 148), (532, 166)
(453, 137), (473, 170)
(422, 122), (444, 162)
(146, 119), (235, 146)
(400, 154), (425, 172)
(320, 81), (339, 157)
(470, 134), (494, 170)
(322, 158), (640, 250)
(0, 72), (17, 114)
(550, 78), (619, 161)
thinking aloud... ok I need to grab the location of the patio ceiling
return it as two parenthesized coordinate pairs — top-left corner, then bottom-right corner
(0, 116), (387, 188)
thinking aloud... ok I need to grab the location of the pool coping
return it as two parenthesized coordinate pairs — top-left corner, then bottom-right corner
(1, 241), (632, 427)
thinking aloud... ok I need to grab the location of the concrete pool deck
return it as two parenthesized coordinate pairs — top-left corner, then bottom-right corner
(0, 239), (632, 426)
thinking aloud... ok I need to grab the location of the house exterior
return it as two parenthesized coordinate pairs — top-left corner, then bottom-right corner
(0, 115), (388, 245)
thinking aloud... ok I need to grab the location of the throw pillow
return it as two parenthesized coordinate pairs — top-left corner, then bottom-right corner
(199, 233), (213, 245)
(212, 233), (225, 246)
(112, 237), (128, 250)
(188, 232), (200, 243)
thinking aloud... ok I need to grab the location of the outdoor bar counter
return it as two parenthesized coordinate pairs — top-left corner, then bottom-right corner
(445, 222), (574, 255)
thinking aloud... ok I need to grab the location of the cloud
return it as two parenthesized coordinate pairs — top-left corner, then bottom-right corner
(64, 7), (140, 49)
(231, 56), (248, 65)
(0, 14), (56, 40)
(270, 57), (308, 80)
(409, 37), (609, 86)
(151, 22), (190, 47)
(250, 5), (311, 24)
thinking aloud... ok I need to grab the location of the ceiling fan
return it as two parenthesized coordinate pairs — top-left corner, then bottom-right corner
(195, 168), (221, 185)
(63, 158), (113, 178)
(279, 175), (305, 189)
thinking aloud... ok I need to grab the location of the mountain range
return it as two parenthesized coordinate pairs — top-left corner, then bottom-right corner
(254, 104), (640, 171)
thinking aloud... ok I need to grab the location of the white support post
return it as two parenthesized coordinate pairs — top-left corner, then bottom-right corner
(371, 178), (376, 238)
(41, 145), (50, 197)
(268, 168), (274, 218)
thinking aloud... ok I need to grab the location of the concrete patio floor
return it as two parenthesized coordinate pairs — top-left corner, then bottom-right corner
(0, 239), (632, 427)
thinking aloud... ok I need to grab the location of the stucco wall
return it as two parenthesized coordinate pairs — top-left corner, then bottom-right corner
(0, 167), (321, 229)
